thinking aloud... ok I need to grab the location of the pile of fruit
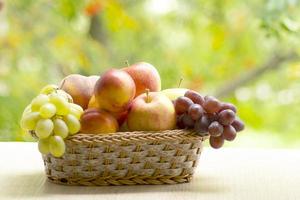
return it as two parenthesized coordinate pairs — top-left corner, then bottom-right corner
(20, 62), (244, 157)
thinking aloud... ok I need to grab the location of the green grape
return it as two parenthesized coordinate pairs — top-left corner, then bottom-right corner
(35, 119), (53, 139)
(53, 118), (69, 139)
(49, 93), (69, 115)
(31, 94), (49, 111)
(20, 112), (40, 130)
(39, 103), (56, 119)
(22, 105), (32, 117)
(64, 114), (81, 135)
(69, 103), (83, 113)
(49, 135), (66, 157)
(40, 84), (58, 94)
(69, 103), (83, 119)
(69, 108), (82, 119)
(57, 90), (73, 103)
(38, 138), (50, 154)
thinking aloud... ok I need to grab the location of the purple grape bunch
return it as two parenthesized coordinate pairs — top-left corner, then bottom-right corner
(174, 90), (245, 149)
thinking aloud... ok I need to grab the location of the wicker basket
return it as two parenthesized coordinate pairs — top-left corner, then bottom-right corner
(43, 129), (205, 186)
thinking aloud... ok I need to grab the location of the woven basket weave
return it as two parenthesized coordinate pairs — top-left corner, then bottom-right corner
(43, 129), (205, 186)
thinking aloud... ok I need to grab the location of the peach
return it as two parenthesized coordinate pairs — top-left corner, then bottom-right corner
(122, 62), (161, 97)
(94, 69), (136, 113)
(127, 91), (176, 131)
(60, 74), (99, 109)
(88, 95), (98, 109)
(80, 108), (118, 134)
(88, 95), (127, 125)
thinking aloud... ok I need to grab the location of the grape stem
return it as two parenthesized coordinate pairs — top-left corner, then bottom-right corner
(29, 130), (39, 140)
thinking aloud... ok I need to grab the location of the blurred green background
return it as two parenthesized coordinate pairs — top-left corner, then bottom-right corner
(0, 0), (300, 148)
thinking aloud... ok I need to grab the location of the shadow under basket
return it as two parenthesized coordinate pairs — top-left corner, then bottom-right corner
(43, 129), (205, 186)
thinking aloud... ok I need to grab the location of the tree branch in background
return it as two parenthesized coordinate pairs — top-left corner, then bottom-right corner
(88, 15), (113, 55)
(214, 51), (300, 98)
(89, 15), (106, 44)
(0, 1), (3, 12)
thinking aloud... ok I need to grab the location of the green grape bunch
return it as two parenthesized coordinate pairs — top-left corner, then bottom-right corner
(20, 85), (83, 157)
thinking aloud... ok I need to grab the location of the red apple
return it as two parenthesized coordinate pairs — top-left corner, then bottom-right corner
(94, 69), (136, 113)
(127, 91), (176, 131)
(122, 62), (161, 97)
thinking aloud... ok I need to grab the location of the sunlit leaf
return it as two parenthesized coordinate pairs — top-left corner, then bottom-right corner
(281, 17), (299, 32)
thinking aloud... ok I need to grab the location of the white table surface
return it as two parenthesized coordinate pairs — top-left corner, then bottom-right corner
(0, 142), (299, 200)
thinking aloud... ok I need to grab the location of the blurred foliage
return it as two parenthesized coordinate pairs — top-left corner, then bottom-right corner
(0, 0), (300, 147)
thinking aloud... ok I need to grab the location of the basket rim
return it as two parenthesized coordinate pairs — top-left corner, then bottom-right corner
(65, 129), (206, 144)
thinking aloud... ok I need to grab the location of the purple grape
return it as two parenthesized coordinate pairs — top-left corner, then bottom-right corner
(231, 118), (245, 132)
(208, 121), (224, 137)
(209, 136), (224, 149)
(220, 102), (237, 113)
(203, 96), (221, 114)
(174, 97), (194, 114)
(205, 113), (219, 123)
(222, 125), (237, 141)
(184, 90), (204, 105)
(188, 104), (204, 120)
(176, 114), (185, 129)
(194, 115), (210, 134)
(182, 113), (194, 128)
(218, 109), (236, 126)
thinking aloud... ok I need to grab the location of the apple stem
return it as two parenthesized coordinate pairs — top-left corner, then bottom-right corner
(178, 77), (183, 88)
(59, 79), (66, 90)
(125, 60), (130, 67)
(146, 89), (150, 103)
